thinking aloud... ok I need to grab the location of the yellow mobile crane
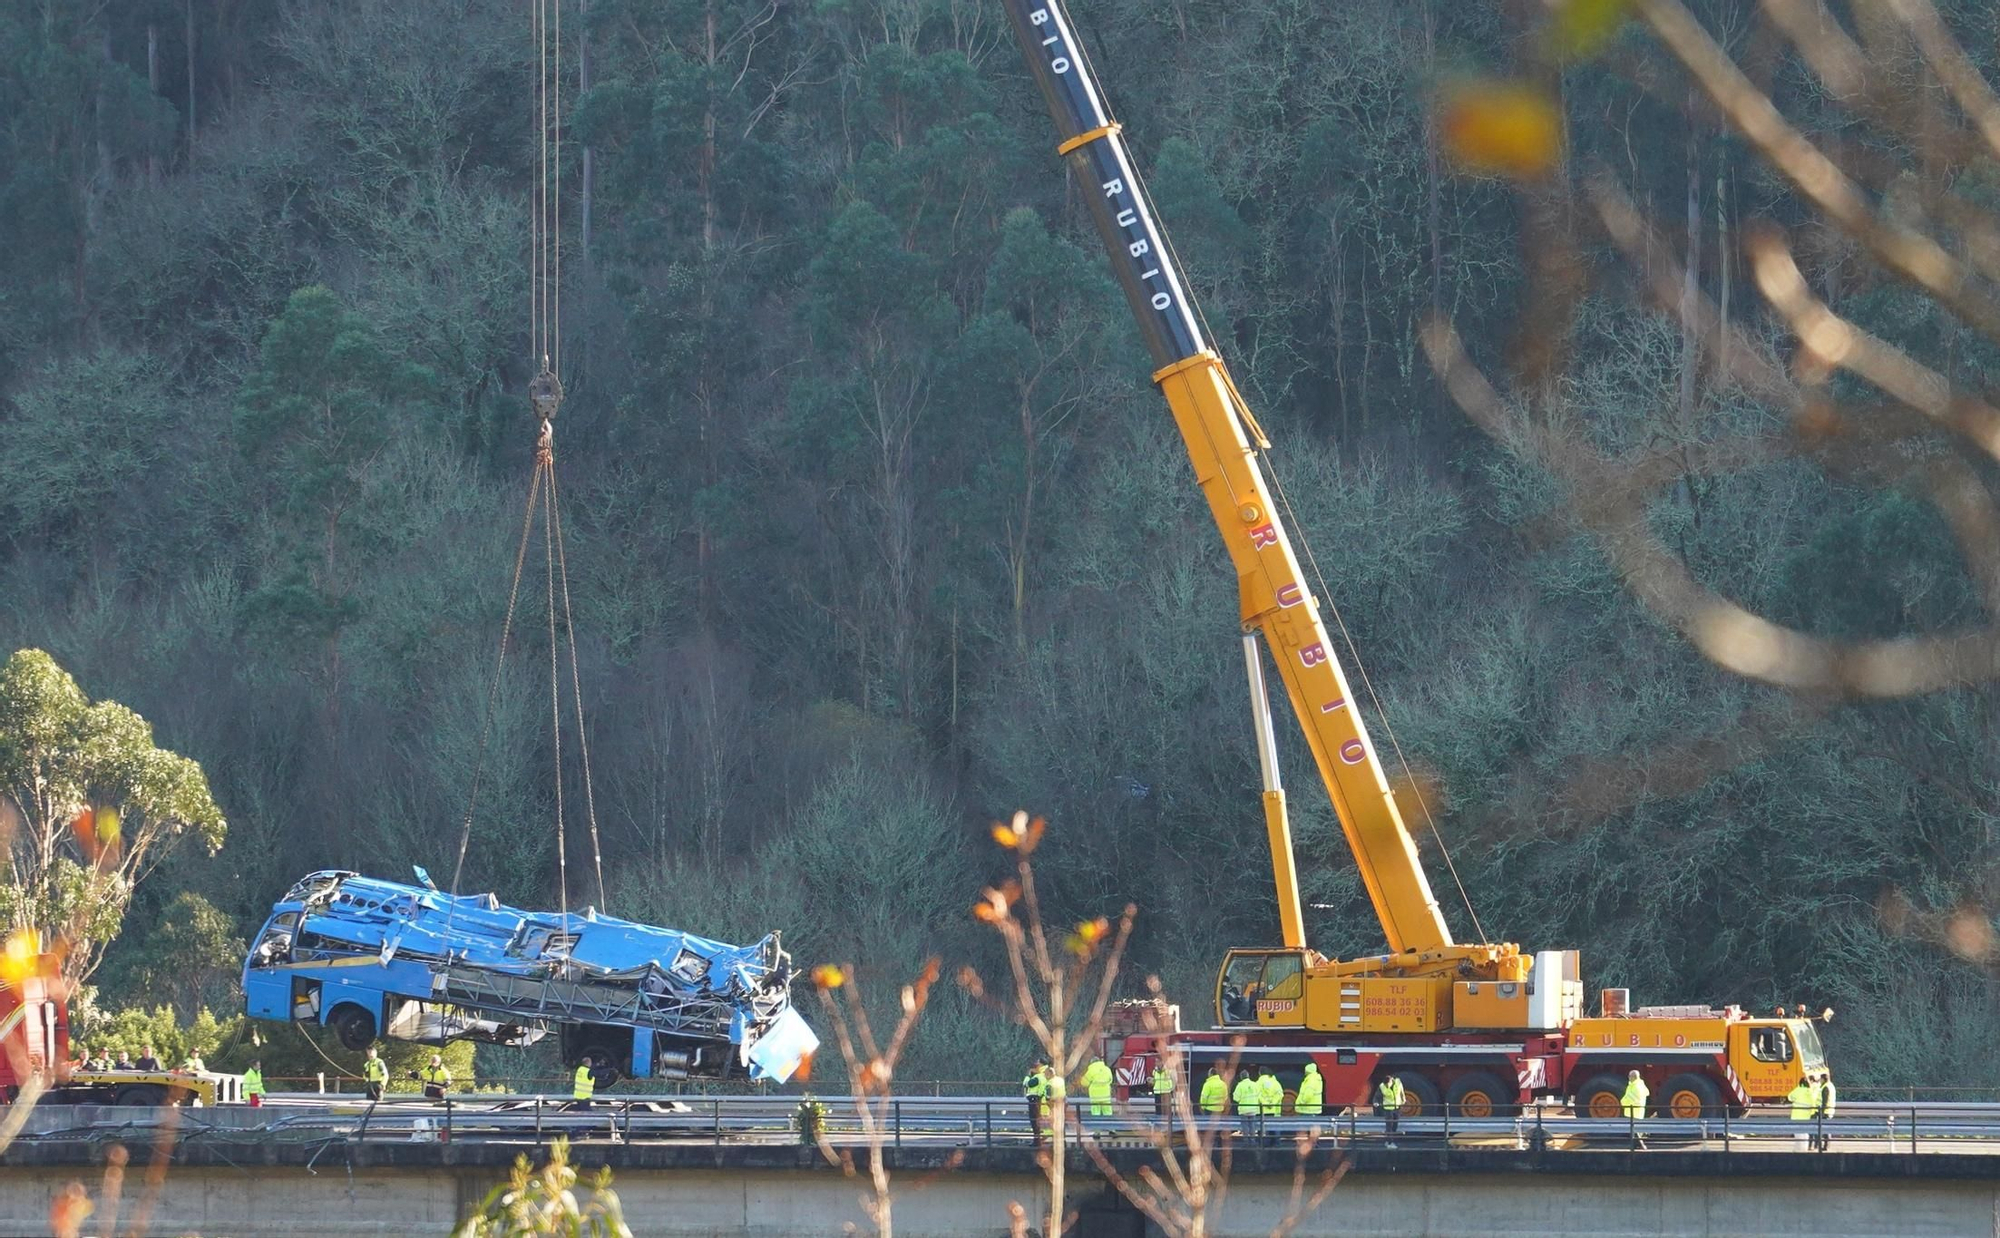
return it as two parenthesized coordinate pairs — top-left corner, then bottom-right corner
(1001, 0), (1831, 1118)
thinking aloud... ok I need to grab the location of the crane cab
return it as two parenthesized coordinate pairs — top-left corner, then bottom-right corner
(1726, 1016), (1829, 1099)
(1215, 949), (1308, 1029)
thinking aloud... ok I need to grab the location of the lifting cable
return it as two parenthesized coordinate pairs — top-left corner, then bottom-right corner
(444, 0), (606, 944)
(1068, 21), (1490, 944)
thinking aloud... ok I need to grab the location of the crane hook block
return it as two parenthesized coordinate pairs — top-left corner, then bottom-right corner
(529, 366), (564, 422)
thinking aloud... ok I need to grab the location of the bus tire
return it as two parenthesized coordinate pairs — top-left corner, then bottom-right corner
(114, 1084), (167, 1107)
(329, 1003), (376, 1051)
(1659, 1072), (1723, 1119)
(570, 1045), (626, 1089)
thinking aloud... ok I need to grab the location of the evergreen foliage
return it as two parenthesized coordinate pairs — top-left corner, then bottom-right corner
(0, 0), (1994, 1089)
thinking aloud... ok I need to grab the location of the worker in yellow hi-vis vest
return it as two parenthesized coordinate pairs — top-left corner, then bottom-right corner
(1150, 1061), (1174, 1119)
(417, 1054), (452, 1103)
(1812, 1071), (1837, 1152)
(1622, 1070), (1651, 1149)
(1022, 1061), (1049, 1145)
(1199, 1064), (1227, 1116)
(1081, 1055), (1114, 1117)
(362, 1047), (389, 1102)
(1376, 1075), (1405, 1146)
(1787, 1074), (1815, 1151)
(1294, 1063), (1324, 1118)
(1233, 1066), (1261, 1138)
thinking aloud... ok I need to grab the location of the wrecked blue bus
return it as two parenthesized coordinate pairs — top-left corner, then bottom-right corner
(243, 870), (816, 1084)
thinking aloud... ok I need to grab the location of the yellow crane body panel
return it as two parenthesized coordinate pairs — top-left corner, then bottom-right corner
(1306, 974), (1453, 1033)
(1568, 1016), (1728, 1053)
(1453, 980), (1534, 1029)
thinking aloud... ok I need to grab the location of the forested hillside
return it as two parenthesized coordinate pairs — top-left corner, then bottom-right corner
(3, 0), (1996, 1085)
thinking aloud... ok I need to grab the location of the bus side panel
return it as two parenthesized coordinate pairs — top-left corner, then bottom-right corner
(247, 957), (434, 1022)
(244, 969), (291, 1019)
(318, 979), (388, 1028)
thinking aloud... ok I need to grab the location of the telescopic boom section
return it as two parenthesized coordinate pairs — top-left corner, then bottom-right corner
(999, 0), (1453, 956)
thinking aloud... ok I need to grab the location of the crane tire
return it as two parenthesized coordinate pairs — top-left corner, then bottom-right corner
(1659, 1073), (1723, 1119)
(1447, 1070), (1517, 1118)
(1573, 1074), (1628, 1120)
(1388, 1071), (1442, 1117)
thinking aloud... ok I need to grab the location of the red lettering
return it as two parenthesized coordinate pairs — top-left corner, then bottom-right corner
(1339, 739), (1365, 765)
(1320, 697), (1347, 714)
(1247, 523), (1278, 549)
(1299, 644), (1328, 668)
(1276, 582), (1303, 608)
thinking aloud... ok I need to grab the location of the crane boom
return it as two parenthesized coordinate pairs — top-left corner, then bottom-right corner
(999, 0), (1453, 956)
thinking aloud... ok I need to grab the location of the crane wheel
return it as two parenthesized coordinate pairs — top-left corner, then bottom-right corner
(1573, 1074), (1627, 1120)
(1390, 1071), (1441, 1118)
(1447, 1071), (1516, 1118)
(1659, 1073), (1722, 1119)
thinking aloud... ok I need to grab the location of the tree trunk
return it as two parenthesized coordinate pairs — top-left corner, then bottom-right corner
(579, 0), (593, 260)
(185, 0), (197, 158)
(693, 0), (721, 624)
(147, 22), (161, 184)
(1715, 142), (1730, 371)
(1329, 214), (1349, 441)
(1679, 100), (1700, 424)
(1010, 385), (1038, 647)
(702, 0), (718, 251)
(1422, 0), (1443, 319)
(79, 22), (114, 331)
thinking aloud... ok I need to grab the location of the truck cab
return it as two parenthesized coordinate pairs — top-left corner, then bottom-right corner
(1727, 1016), (1829, 1100)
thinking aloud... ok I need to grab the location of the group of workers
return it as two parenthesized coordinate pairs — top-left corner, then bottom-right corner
(1021, 1058), (1336, 1144)
(75, 1045), (171, 1073)
(1021, 1058), (1841, 1152)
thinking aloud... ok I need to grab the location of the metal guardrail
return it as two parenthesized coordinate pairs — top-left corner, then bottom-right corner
(12, 1095), (2000, 1157)
(259, 1075), (2000, 1105)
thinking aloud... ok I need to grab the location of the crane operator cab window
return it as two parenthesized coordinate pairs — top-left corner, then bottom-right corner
(1218, 951), (1305, 1027)
(1749, 1025), (1794, 1064)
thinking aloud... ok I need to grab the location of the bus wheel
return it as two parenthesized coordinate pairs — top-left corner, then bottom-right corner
(329, 1004), (376, 1051)
(1660, 1073), (1722, 1119)
(1573, 1074), (1627, 1120)
(1448, 1071), (1516, 1118)
(114, 1084), (167, 1107)
(572, 1045), (626, 1089)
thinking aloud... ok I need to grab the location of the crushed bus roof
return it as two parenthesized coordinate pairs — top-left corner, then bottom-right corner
(272, 870), (784, 997)
(245, 869), (814, 1082)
